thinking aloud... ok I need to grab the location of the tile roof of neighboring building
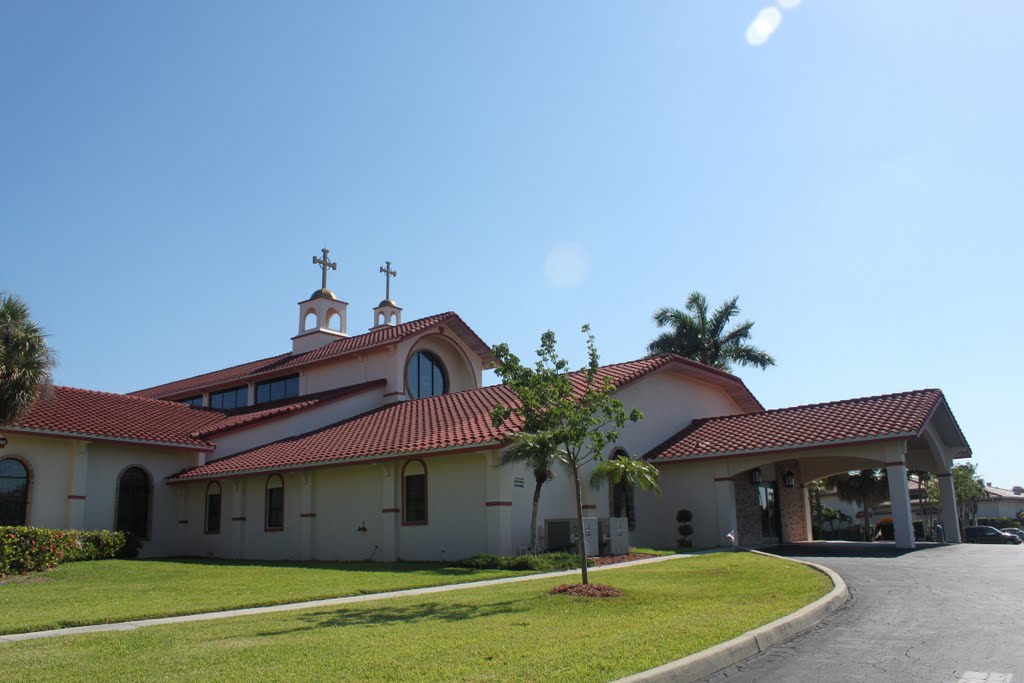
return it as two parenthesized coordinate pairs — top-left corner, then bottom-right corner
(129, 312), (493, 400)
(188, 380), (387, 438)
(645, 389), (949, 463)
(3, 386), (222, 451)
(170, 354), (753, 481)
(984, 485), (1024, 501)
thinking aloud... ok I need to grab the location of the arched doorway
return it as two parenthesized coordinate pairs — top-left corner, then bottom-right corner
(115, 466), (151, 538)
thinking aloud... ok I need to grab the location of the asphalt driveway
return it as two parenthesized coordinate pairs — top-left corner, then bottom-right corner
(702, 542), (1023, 683)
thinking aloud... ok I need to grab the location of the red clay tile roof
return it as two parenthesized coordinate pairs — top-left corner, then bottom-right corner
(170, 355), (751, 481)
(645, 389), (947, 462)
(129, 312), (493, 400)
(3, 386), (222, 451)
(189, 380), (386, 438)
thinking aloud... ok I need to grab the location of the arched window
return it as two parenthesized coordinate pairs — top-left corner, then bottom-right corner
(0, 459), (29, 526)
(115, 467), (151, 539)
(303, 311), (317, 331)
(402, 460), (427, 525)
(205, 481), (222, 534)
(406, 351), (447, 399)
(265, 475), (284, 531)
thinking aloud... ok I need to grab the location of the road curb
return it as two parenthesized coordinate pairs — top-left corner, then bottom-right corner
(614, 550), (849, 683)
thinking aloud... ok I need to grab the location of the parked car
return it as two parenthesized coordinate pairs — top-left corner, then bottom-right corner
(965, 526), (1022, 545)
(1000, 528), (1024, 542)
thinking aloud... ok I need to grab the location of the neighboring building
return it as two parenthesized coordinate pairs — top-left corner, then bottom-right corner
(976, 484), (1024, 521)
(0, 251), (974, 557)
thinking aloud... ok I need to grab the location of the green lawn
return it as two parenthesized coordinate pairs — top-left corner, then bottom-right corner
(0, 553), (832, 682)
(0, 558), (529, 635)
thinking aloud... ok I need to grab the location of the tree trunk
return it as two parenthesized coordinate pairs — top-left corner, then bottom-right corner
(572, 461), (589, 585)
(862, 495), (872, 541)
(529, 480), (543, 553)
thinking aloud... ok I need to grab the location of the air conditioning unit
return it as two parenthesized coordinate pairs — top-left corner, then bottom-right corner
(607, 516), (630, 556)
(545, 517), (599, 556)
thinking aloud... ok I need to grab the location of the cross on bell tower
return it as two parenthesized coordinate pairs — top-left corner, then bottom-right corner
(292, 247), (350, 354)
(371, 259), (403, 330)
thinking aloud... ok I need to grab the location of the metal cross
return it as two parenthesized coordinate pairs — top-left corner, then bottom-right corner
(312, 248), (337, 290)
(379, 260), (397, 301)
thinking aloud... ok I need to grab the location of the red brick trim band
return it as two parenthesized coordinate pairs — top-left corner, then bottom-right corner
(714, 476), (734, 482)
(382, 508), (400, 513)
(299, 513), (316, 518)
(231, 516), (247, 521)
(67, 494), (87, 500)
(485, 501), (512, 507)
(884, 461), (906, 467)
(582, 504), (597, 510)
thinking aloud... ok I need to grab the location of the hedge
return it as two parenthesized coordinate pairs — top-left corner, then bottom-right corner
(0, 527), (126, 577)
(458, 552), (592, 571)
(976, 518), (1022, 530)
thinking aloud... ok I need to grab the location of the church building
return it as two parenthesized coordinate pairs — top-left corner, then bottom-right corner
(0, 251), (973, 559)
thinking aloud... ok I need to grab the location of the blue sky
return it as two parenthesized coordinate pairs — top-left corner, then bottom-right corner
(2, 2), (1021, 486)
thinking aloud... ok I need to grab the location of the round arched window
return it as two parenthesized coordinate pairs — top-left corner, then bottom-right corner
(115, 466), (151, 539)
(0, 459), (29, 526)
(406, 351), (448, 399)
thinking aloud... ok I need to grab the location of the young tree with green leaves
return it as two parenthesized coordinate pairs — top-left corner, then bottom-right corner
(491, 325), (643, 585)
(0, 293), (55, 425)
(647, 291), (775, 371)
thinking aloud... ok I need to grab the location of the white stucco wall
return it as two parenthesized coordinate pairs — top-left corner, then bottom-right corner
(0, 433), (199, 557)
(208, 385), (386, 459)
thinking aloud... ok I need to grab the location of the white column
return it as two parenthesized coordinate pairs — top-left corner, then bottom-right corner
(64, 441), (89, 529)
(299, 472), (314, 561)
(715, 478), (738, 548)
(886, 458), (915, 549)
(485, 451), (514, 556)
(230, 480), (246, 558)
(378, 462), (399, 561)
(937, 473), (961, 543)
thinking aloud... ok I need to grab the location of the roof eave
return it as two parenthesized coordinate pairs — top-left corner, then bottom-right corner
(651, 432), (919, 464)
(1, 427), (215, 453)
(166, 440), (504, 484)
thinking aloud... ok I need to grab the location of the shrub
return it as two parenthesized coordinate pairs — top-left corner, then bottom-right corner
(676, 509), (694, 547)
(0, 526), (126, 577)
(457, 551), (591, 572)
(976, 518), (1021, 530)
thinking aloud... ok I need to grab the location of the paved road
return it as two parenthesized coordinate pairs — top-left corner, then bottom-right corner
(703, 542), (1024, 683)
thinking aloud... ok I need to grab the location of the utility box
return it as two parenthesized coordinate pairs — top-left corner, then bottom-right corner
(545, 517), (600, 556)
(605, 517), (630, 555)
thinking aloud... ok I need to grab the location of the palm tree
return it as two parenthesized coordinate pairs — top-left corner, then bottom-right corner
(499, 440), (557, 553)
(647, 292), (775, 371)
(825, 469), (889, 541)
(0, 293), (55, 424)
(589, 455), (661, 495)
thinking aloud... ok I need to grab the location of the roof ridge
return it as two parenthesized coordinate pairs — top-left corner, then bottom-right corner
(49, 385), (226, 413)
(129, 312), (461, 398)
(701, 388), (944, 422)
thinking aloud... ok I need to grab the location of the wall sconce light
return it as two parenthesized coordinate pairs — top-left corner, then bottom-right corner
(783, 471), (796, 488)
(750, 468), (762, 485)
(0, 436), (7, 448)
(357, 521), (367, 533)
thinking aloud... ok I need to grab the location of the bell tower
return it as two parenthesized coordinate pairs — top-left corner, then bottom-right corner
(292, 248), (349, 354)
(371, 260), (402, 330)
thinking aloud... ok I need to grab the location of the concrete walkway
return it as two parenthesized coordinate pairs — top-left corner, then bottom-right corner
(0, 553), (695, 643)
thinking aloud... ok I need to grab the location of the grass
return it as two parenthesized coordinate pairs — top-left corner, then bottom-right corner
(0, 553), (832, 682)
(0, 558), (529, 635)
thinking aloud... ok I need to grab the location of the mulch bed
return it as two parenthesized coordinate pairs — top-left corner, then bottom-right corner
(590, 552), (658, 566)
(549, 583), (623, 598)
